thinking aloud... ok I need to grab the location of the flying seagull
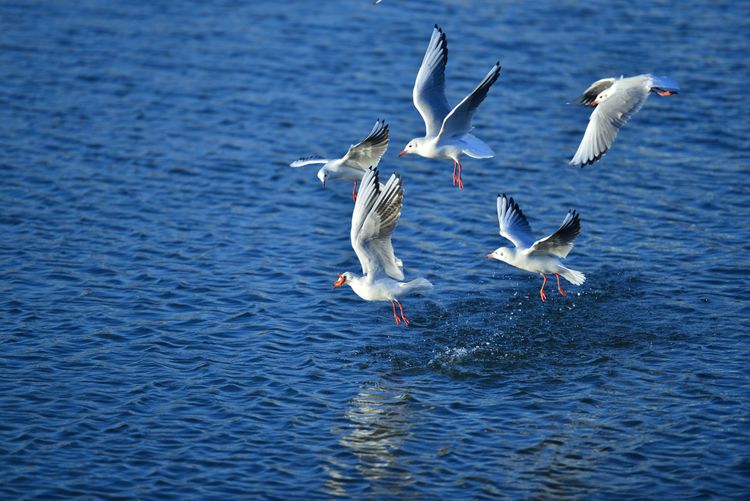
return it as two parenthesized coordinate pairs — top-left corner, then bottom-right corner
(570, 74), (679, 166)
(290, 119), (389, 201)
(399, 25), (501, 190)
(333, 167), (432, 325)
(487, 194), (585, 301)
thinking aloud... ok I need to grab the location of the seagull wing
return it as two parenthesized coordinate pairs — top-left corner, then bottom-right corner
(439, 62), (501, 138)
(289, 156), (328, 168)
(413, 25), (451, 138)
(526, 210), (581, 258)
(341, 119), (389, 171)
(351, 168), (404, 280)
(497, 194), (535, 250)
(569, 77), (650, 166)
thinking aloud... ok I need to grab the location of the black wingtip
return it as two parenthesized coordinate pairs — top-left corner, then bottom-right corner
(581, 148), (607, 167)
(370, 166), (380, 185)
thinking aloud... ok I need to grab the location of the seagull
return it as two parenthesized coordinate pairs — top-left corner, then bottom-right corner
(398, 25), (501, 190)
(290, 119), (389, 201)
(570, 74), (679, 167)
(333, 167), (432, 326)
(487, 194), (585, 302)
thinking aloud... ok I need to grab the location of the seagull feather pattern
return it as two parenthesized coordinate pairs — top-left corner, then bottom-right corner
(351, 169), (403, 280)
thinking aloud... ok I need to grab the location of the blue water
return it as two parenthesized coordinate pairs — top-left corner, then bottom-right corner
(1, 0), (749, 498)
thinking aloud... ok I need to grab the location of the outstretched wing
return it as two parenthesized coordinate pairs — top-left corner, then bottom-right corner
(496, 194), (535, 250)
(570, 77), (650, 166)
(289, 156), (328, 168)
(351, 168), (404, 280)
(439, 62), (501, 139)
(526, 210), (581, 258)
(342, 119), (389, 171)
(413, 25), (451, 138)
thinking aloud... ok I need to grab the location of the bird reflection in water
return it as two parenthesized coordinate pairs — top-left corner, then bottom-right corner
(325, 380), (416, 497)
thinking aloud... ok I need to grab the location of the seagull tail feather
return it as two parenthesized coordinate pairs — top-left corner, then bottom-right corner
(560, 267), (586, 286)
(400, 278), (433, 295)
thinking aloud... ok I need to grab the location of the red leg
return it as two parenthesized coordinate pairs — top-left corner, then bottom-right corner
(457, 160), (464, 190)
(396, 300), (410, 327)
(539, 274), (547, 302)
(391, 300), (401, 325)
(555, 273), (566, 297)
(452, 160), (458, 186)
(352, 180), (357, 202)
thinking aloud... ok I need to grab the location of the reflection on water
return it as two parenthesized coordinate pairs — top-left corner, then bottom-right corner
(326, 380), (415, 497)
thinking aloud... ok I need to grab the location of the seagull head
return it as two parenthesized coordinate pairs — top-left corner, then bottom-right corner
(398, 138), (422, 157)
(317, 167), (328, 188)
(333, 272), (350, 288)
(486, 247), (513, 264)
(590, 88), (614, 106)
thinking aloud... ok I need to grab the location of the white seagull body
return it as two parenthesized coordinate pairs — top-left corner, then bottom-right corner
(290, 119), (389, 200)
(399, 25), (501, 189)
(333, 167), (432, 326)
(570, 74), (679, 167)
(487, 194), (585, 301)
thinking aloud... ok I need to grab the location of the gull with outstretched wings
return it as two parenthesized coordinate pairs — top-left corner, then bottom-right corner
(570, 74), (679, 167)
(398, 25), (501, 190)
(487, 194), (585, 301)
(290, 119), (389, 201)
(333, 167), (432, 325)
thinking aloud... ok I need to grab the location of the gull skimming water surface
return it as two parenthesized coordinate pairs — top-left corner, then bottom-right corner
(487, 194), (585, 301)
(333, 167), (432, 325)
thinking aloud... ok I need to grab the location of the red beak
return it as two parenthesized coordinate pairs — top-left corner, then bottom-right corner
(333, 273), (346, 288)
(486, 253), (493, 259)
(398, 150), (408, 158)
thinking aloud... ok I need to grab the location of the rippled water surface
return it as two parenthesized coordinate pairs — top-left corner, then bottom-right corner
(2, 0), (750, 498)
